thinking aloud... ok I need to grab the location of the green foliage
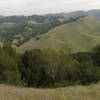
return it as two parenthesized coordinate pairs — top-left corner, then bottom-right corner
(20, 49), (45, 87)
(1, 44), (100, 87)
(72, 52), (92, 62)
(19, 49), (79, 87)
(92, 45), (100, 66)
(0, 45), (21, 85)
(76, 61), (100, 85)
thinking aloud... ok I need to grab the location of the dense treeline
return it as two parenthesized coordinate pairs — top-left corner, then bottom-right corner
(0, 16), (63, 23)
(0, 44), (100, 87)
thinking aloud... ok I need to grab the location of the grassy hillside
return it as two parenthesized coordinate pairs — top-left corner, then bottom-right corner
(0, 15), (66, 46)
(0, 83), (100, 100)
(18, 18), (100, 53)
(1, 9), (100, 48)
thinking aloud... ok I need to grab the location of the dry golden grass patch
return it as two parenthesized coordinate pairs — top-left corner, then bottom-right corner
(0, 83), (100, 100)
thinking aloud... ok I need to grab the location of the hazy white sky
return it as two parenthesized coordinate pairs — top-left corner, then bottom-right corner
(0, 0), (100, 15)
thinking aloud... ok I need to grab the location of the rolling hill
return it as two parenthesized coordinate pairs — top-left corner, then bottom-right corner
(0, 9), (100, 53)
(18, 18), (100, 53)
(0, 15), (82, 47)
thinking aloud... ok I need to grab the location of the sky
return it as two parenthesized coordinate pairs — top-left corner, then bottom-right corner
(0, 0), (100, 15)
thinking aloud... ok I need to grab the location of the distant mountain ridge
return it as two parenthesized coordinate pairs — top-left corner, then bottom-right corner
(46, 9), (100, 20)
(0, 9), (100, 23)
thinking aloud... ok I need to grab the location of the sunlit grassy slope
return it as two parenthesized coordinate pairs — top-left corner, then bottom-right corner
(18, 18), (100, 53)
(0, 83), (100, 100)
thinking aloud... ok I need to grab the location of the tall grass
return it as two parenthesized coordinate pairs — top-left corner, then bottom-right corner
(0, 83), (100, 100)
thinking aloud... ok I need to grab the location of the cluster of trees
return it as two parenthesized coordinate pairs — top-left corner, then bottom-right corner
(20, 49), (78, 87)
(0, 45), (21, 85)
(1, 44), (100, 87)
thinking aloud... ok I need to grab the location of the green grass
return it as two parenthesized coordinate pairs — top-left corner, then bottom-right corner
(18, 18), (100, 53)
(0, 83), (100, 100)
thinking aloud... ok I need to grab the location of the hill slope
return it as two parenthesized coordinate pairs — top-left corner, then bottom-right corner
(1, 9), (100, 47)
(18, 18), (100, 53)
